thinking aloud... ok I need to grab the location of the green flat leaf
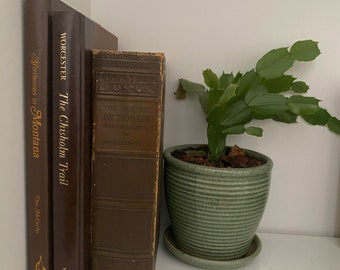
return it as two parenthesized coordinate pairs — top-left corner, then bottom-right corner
(198, 94), (210, 115)
(236, 70), (261, 98)
(290, 40), (321, 61)
(256, 47), (294, 79)
(248, 94), (287, 115)
(220, 100), (252, 127)
(179, 78), (206, 95)
(220, 72), (234, 89)
(203, 69), (220, 89)
(232, 72), (243, 83)
(273, 110), (298, 123)
(263, 75), (296, 93)
(222, 125), (246, 135)
(327, 117), (340, 134)
(252, 113), (273, 120)
(245, 126), (263, 137)
(287, 95), (320, 115)
(291, 81), (309, 93)
(208, 89), (224, 111)
(175, 83), (187, 99)
(302, 108), (331, 125)
(206, 105), (227, 125)
(244, 85), (267, 104)
(179, 78), (209, 114)
(216, 84), (238, 107)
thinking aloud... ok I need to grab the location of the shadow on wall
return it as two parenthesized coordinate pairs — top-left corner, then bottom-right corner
(160, 183), (170, 227)
(335, 167), (340, 239)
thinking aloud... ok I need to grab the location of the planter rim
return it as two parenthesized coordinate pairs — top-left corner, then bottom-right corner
(163, 144), (273, 175)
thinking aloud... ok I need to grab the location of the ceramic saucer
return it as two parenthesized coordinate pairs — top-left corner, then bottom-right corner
(163, 226), (262, 270)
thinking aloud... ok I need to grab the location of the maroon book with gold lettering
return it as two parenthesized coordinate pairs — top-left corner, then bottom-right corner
(24, 1), (77, 269)
(51, 11), (117, 270)
(91, 50), (165, 270)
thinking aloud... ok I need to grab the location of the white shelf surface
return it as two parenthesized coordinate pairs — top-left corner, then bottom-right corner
(156, 227), (340, 270)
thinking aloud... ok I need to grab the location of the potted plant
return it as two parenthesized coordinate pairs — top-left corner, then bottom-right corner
(163, 40), (340, 269)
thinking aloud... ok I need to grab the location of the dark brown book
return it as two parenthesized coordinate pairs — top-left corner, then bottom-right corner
(24, 1), (77, 269)
(51, 11), (118, 270)
(91, 50), (165, 270)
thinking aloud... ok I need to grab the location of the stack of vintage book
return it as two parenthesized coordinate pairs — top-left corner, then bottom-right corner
(24, 1), (165, 270)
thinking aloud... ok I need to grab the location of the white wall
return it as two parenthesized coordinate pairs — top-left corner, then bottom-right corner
(0, 1), (26, 269)
(0, 1), (25, 269)
(63, 0), (90, 16)
(91, 0), (340, 237)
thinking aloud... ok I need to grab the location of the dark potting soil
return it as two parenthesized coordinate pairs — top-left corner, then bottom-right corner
(171, 145), (266, 168)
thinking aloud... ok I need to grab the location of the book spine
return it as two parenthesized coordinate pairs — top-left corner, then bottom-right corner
(91, 51), (165, 270)
(24, 0), (52, 269)
(51, 11), (90, 270)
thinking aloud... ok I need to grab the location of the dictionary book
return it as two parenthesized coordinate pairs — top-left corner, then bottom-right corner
(91, 50), (165, 270)
(51, 11), (118, 270)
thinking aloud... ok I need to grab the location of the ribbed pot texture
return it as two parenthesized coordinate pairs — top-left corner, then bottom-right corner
(164, 145), (273, 261)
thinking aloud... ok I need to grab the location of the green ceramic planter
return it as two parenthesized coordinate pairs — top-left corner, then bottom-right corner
(163, 144), (273, 262)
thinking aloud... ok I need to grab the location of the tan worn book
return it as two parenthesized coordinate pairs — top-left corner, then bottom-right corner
(91, 50), (165, 270)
